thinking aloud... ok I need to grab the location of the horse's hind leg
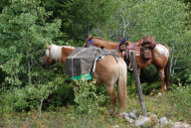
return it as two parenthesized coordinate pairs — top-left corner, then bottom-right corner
(117, 63), (127, 114)
(159, 68), (167, 92)
(118, 78), (127, 113)
(106, 83), (117, 114)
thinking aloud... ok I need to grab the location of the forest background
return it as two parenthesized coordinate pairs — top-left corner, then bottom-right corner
(0, 0), (191, 127)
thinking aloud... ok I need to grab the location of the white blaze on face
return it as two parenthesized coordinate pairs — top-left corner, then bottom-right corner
(45, 48), (50, 56)
(154, 44), (169, 57)
(46, 44), (62, 60)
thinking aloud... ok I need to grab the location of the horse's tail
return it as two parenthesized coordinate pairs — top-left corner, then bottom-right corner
(117, 59), (127, 113)
(164, 53), (171, 89)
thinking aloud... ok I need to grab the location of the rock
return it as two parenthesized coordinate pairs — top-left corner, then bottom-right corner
(135, 116), (151, 127)
(159, 117), (169, 126)
(128, 111), (137, 119)
(120, 112), (135, 123)
(124, 116), (135, 123)
(172, 122), (191, 128)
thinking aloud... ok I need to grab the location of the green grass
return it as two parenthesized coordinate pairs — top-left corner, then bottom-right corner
(1, 86), (191, 128)
(0, 107), (133, 128)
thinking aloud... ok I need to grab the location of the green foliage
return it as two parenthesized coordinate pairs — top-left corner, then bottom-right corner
(43, 82), (75, 110)
(93, 0), (188, 42)
(73, 81), (107, 115)
(0, 0), (10, 12)
(168, 85), (191, 120)
(0, 76), (65, 113)
(43, 0), (118, 40)
(0, 0), (63, 89)
(170, 30), (191, 85)
(127, 0), (187, 42)
(2, 86), (191, 127)
(171, 54), (191, 85)
(0, 0), (70, 113)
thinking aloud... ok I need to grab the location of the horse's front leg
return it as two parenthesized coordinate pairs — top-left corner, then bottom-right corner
(106, 84), (117, 115)
(159, 68), (167, 92)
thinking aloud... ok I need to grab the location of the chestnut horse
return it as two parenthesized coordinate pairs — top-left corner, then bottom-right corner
(84, 36), (119, 49)
(84, 36), (170, 92)
(42, 44), (127, 114)
(42, 44), (75, 64)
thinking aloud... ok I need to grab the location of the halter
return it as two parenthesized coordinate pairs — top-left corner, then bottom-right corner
(47, 45), (61, 62)
(87, 39), (94, 44)
(120, 39), (127, 44)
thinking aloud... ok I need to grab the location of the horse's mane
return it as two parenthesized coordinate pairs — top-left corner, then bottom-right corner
(86, 36), (116, 43)
(87, 36), (116, 42)
(93, 37), (108, 41)
(48, 44), (74, 49)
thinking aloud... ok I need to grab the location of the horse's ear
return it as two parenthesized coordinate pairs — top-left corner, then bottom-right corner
(87, 34), (93, 40)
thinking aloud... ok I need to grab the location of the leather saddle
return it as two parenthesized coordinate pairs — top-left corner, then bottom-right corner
(118, 39), (156, 65)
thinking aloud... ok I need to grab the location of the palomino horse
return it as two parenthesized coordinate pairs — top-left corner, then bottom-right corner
(42, 44), (127, 114)
(84, 36), (170, 92)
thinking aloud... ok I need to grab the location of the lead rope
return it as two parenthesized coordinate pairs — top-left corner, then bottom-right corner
(92, 54), (119, 73)
(92, 56), (104, 73)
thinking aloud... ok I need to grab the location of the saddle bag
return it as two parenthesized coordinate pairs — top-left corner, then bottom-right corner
(65, 47), (118, 77)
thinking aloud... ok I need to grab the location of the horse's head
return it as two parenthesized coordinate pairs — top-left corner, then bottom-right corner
(41, 44), (56, 67)
(119, 39), (130, 51)
(84, 36), (106, 49)
(41, 44), (75, 67)
(84, 35), (94, 47)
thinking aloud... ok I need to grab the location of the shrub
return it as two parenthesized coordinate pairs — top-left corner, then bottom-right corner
(168, 85), (191, 121)
(73, 80), (107, 115)
(0, 76), (66, 113)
